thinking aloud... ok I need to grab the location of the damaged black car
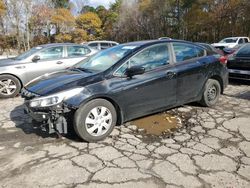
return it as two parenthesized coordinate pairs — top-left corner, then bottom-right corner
(21, 40), (228, 142)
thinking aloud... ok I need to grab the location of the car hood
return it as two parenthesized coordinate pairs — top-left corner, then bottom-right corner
(25, 69), (99, 96)
(0, 58), (21, 67)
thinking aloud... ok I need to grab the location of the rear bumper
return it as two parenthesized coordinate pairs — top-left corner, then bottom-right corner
(228, 69), (250, 80)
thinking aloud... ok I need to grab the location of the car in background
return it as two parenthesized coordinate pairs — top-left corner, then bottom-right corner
(196, 42), (224, 55)
(227, 43), (250, 81)
(22, 40), (228, 142)
(212, 37), (250, 50)
(223, 43), (247, 55)
(0, 43), (97, 98)
(158, 37), (172, 40)
(84, 40), (119, 50)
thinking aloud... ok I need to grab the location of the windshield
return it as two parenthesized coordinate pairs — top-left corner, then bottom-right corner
(15, 46), (43, 60)
(219, 38), (238, 43)
(237, 44), (250, 57)
(74, 45), (138, 72)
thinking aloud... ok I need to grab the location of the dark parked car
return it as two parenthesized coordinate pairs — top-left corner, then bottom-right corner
(21, 40), (228, 142)
(0, 43), (97, 98)
(227, 43), (250, 80)
(196, 42), (224, 55)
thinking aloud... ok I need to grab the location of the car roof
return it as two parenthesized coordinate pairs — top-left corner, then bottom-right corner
(224, 37), (249, 39)
(87, 40), (119, 44)
(121, 39), (197, 48)
(37, 43), (83, 48)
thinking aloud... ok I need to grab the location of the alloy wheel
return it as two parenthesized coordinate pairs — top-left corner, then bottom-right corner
(0, 79), (17, 96)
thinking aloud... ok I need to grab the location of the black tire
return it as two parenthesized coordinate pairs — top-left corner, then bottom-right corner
(74, 99), (117, 142)
(199, 79), (221, 107)
(0, 75), (21, 98)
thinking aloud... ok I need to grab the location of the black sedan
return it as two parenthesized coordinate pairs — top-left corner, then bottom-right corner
(227, 43), (250, 81)
(21, 40), (228, 142)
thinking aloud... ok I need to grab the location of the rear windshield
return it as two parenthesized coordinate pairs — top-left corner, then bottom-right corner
(237, 44), (250, 57)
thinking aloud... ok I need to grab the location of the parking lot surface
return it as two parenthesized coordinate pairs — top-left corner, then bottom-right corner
(0, 82), (250, 188)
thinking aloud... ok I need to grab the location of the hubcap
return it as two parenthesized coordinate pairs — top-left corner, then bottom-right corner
(85, 106), (112, 137)
(207, 85), (217, 102)
(0, 79), (17, 96)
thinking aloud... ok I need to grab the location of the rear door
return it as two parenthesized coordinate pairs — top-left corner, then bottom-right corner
(171, 42), (208, 104)
(112, 43), (177, 119)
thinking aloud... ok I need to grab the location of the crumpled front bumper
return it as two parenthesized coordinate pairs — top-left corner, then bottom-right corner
(24, 102), (72, 134)
(24, 104), (50, 122)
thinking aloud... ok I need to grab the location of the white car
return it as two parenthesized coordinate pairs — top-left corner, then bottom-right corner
(212, 37), (249, 49)
(83, 41), (119, 50)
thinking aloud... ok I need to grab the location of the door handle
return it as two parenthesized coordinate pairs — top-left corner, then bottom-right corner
(166, 71), (176, 79)
(15, 66), (26, 69)
(56, 61), (63, 64)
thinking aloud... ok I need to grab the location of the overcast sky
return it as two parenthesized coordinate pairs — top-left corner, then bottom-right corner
(87, 0), (116, 8)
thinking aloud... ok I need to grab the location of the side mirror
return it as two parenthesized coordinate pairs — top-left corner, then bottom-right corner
(32, 55), (40, 62)
(125, 66), (145, 78)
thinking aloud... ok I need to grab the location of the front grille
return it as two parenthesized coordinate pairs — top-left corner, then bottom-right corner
(21, 88), (40, 100)
(229, 73), (250, 80)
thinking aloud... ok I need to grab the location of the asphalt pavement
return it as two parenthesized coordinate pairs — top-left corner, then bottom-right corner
(0, 81), (250, 188)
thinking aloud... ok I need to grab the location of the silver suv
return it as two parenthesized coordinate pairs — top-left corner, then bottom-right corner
(0, 43), (97, 98)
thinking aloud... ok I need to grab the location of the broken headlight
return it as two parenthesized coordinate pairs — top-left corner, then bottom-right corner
(29, 88), (84, 108)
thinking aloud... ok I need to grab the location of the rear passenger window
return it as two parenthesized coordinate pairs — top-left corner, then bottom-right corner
(244, 38), (249, 43)
(67, 46), (91, 57)
(88, 43), (98, 49)
(239, 38), (244, 44)
(100, 43), (110, 50)
(173, 43), (205, 62)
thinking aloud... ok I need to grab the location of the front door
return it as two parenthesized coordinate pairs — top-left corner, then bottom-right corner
(24, 46), (66, 83)
(111, 43), (177, 120)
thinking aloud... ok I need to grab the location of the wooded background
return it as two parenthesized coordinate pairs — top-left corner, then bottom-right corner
(0, 0), (249, 54)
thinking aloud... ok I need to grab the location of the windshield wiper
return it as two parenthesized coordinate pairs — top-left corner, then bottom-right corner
(71, 67), (93, 73)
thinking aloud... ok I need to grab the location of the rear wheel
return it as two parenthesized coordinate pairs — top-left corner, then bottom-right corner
(74, 99), (117, 142)
(199, 79), (221, 107)
(0, 75), (21, 98)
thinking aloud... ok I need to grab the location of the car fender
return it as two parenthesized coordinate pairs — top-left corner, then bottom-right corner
(65, 92), (125, 125)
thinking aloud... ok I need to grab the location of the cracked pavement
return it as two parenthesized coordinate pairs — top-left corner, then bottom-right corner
(0, 82), (250, 188)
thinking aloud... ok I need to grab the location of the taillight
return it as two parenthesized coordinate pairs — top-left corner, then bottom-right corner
(219, 56), (227, 65)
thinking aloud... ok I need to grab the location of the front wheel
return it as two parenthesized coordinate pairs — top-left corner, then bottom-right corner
(0, 75), (21, 98)
(199, 79), (221, 107)
(74, 99), (117, 142)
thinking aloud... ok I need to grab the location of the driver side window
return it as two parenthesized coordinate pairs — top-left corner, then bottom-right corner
(37, 46), (64, 61)
(115, 43), (169, 76)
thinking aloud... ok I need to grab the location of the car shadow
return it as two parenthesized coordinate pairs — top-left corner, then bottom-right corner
(10, 104), (83, 142)
(227, 79), (250, 100)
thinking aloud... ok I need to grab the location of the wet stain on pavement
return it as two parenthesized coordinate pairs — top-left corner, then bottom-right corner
(132, 113), (181, 136)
